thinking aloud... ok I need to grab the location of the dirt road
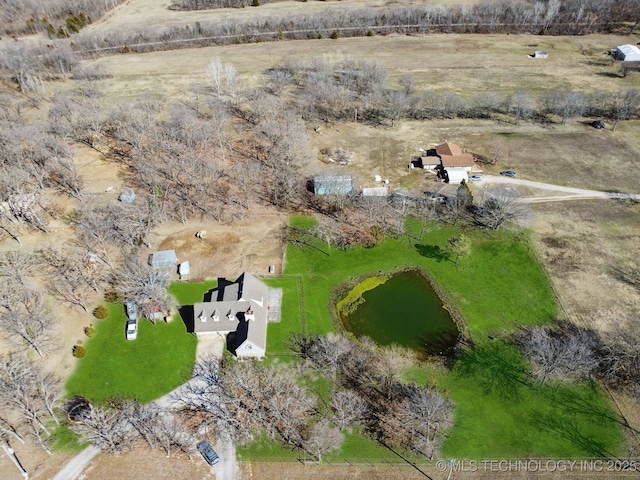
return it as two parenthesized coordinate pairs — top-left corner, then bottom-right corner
(477, 175), (639, 202)
(51, 445), (101, 480)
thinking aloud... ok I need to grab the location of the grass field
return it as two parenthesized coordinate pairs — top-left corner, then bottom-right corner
(92, 33), (640, 99)
(439, 341), (624, 458)
(268, 215), (624, 460)
(286, 216), (556, 339)
(64, 303), (197, 403)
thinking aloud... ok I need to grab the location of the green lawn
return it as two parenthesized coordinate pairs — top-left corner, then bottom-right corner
(263, 276), (304, 354)
(440, 341), (624, 458)
(168, 279), (217, 304)
(274, 215), (624, 460)
(286, 215), (557, 339)
(64, 303), (197, 403)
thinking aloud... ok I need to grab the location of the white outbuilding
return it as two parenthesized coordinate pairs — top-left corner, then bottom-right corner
(616, 44), (640, 62)
(444, 169), (468, 185)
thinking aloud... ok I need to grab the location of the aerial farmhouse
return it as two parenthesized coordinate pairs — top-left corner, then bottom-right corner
(190, 272), (281, 358)
(415, 142), (479, 184)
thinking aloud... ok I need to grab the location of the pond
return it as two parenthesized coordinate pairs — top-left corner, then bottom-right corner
(338, 270), (460, 356)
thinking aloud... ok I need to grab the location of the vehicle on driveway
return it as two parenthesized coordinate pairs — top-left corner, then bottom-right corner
(125, 301), (137, 321)
(125, 318), (138, 340)
(468, 175), (482, 181)
(197, 441), (220, 466)
(500, 170), (516, 177)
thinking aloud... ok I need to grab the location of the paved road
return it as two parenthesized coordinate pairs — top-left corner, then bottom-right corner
(476, 175), (639, 202)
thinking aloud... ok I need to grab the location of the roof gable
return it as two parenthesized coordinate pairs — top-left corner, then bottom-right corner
(435, 142), (463, 157)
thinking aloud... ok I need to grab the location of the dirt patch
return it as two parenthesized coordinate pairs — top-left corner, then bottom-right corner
(531, 199), (640, 335)
(2, 442), (74, 480)
(77, 448), (214, 480)
(153, 212), (287, 279)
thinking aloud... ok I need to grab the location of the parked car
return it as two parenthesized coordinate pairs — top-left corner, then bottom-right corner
(197, 441), (220, 466)
(468, 175), (482, 181)
(500, 170), (516, 177)
(125, 318), (138, 341)
(125, 301), (137, 321)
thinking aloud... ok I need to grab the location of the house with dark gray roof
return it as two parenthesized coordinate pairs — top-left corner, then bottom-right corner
(191, 272), (280, 358)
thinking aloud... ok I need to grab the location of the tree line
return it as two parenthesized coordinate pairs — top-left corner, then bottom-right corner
(275, 57), (640, 129)
(71, 0), (639, 55)
(1, 0), (126, 37)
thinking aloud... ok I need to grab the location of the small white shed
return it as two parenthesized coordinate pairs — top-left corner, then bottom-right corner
(179, 261), (190, 281)
(616, 44), (640, 62)
(362, 187), (388, 197)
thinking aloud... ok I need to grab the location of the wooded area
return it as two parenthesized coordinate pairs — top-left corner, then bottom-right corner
(0, 0), (639, 469)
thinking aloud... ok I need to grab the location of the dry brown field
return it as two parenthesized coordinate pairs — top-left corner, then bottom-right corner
(86, 0), (484, 37)
(90, 33), (640, 99)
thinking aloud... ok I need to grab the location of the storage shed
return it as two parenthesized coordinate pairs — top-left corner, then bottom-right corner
(313, 176), (352, 195)
(148, 250), (178, 268)
(179, 261), (190, 281)
(616, 44), (640, 62)
(362, 187), (388, 197)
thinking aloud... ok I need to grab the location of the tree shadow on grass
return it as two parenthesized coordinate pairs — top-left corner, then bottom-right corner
(453, 341), (530, 402)
(542, 384), (632, 433)
(530, 410), (616, 458)
(415, 244), (451, 262)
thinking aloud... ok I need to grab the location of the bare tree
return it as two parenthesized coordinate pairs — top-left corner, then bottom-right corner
(475, 186), (532, 230)
(40, 245), (101, 312)
(597, 327), (640, 388)
(507, 92), (535, 125)
(123, 401), (194, 458)
(329, 389), (366, 430)
(517, 324), (599, 384)
(0, 416), (24, 444)
(207, 58), (239, 100)
(607, 89), (640, 131)
(303, 419), (343, 461)
(0, 355), (61, 453)
(0, 250), (40, 286)
(488, 137), (507, 165)
(114, 256), (173, 314)
(0, 286), (57, 357)
(70, 403), (131, 453)
(218, 358), (314, 448)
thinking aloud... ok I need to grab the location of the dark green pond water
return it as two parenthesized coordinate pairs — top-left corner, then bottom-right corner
(340, 270), (460, 356)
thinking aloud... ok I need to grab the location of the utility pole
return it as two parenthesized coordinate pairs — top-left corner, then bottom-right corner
(1, 444), (29, 479)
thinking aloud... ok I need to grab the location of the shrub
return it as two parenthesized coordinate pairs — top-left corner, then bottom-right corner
(330, 30), (339, 40)
(84, 325), (97, 337)
(252, 0), (260, 5)
(104, 290), (123, 303)
(93, 305), (110, 319)
(73, 345), (87, 358)
(367, 29), (375, 36)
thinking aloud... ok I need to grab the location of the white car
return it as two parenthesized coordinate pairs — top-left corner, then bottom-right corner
(126, 319), (138, 340)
